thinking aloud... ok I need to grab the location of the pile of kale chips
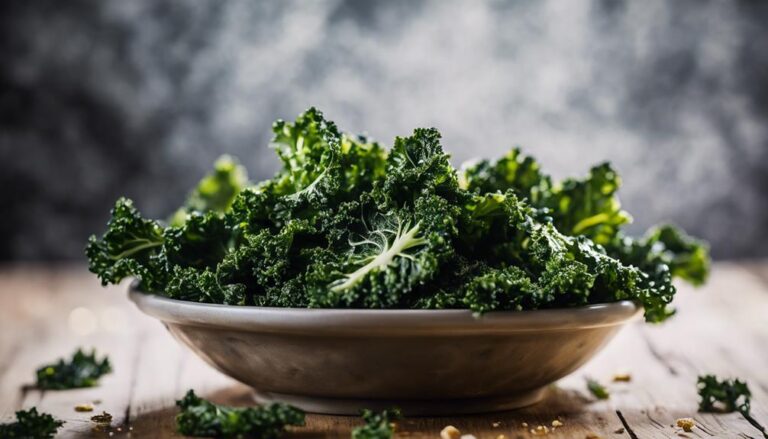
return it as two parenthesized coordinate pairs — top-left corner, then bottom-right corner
(88, 108), (709, 322)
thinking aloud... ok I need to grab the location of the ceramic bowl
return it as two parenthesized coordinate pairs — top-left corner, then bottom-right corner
(129, 287), (641, 415)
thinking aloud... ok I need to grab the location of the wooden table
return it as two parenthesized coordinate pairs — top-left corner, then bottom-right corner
(1, 263), (767, 438)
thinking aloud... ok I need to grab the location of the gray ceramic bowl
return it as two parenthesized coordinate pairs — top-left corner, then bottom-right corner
(129, 287), (641, 415)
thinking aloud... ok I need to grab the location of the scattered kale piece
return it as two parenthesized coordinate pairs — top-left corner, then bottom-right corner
(351, 409), (402, 439)
(0, 408), (63, 438)
(87, 107), (711, 323)
(698, 375), (766, 438)
(175, 390), (305, 438)
(35, 348), (112, 390)
(586, 377), (610, 400)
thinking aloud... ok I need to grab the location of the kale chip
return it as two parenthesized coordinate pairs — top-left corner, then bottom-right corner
(0, 408), (63, 438)
(35, 348), (112, 390)
(176, 390), (304, 438)
(351, 409), (402, 439)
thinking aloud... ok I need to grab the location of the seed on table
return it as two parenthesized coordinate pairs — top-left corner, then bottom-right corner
(440, 425), (461, 439)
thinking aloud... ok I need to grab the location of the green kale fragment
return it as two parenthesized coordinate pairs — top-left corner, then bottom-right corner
(586, 377), (610, 400)
(0, 408), (63, 438)
(175, 390), (305, 438)
(698, 374), (751, 413)
(698, 375), (766, 438)
(351, 409), (402, 439)
(35, 348), (112, 390)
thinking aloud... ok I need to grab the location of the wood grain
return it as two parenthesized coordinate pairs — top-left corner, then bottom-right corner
(0, 262), (766, 438)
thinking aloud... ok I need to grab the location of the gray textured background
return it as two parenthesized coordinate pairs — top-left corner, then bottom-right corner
(2, 0), (767, 261)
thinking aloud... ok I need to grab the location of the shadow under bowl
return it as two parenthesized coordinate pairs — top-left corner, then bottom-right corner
(129, 287), (641, 415)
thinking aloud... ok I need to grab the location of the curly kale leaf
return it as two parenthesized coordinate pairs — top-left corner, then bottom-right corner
(35, 348), (111, 390)
(460, 265), (543, 313)
(308, 195), (456, 308)
(170, 155), (249, 226)
(462, 150), (629, 245)
(698, 375), (766, 438)
(268, 109), (388, 227)
(458, 191), (643, 316)
(351, 409), (402, 439)
(540, 163), (631, 246)
(0, 408), (63, 439)
(164, 212), (233, 270)
(86, 198), (168, 292)
(175, 390), (305, 438)
(239, 219), (325, 307)
(340, 133), (388, 194)
(378, 128), (463, 207)
(166, 266), (247, 305)
(460, 147), (551, 201)
(271, 107), (343, 204)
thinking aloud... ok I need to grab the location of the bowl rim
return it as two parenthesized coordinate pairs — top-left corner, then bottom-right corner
(128, 285), (643, 336)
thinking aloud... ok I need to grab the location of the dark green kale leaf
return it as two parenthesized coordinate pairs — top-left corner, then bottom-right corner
(36, 348), (111, 390)
(340, 133), (388, 195)
(457, 190), (642, 315)
(307, 194), (457, 308)
(271, 107), (344, 204)
(462, 150), (630, 245)
(164, 211), (233, 270)
(460, 147), (551, 201)
(0, 408), (63, 439)
(377, 128), (463, 207)
(170, 155), (249, 226)
(539, 163), (631, 246)
(351, 409), (402, 439)
(165, 266), (247, 305)
(176, 390), (304, 438)
(86, 197), (168, 292)
(460, 265), (543, 314)
(698, 375), (766, 438)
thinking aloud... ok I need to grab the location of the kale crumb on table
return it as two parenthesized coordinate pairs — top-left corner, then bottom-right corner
(86, 107), (710, 323)
(351, 408), (401, 439)
(175, 389), (305, 438)
(35, 348), (112, 390)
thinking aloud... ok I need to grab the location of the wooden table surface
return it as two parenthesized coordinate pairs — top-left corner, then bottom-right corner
(1, 262), (767, 438)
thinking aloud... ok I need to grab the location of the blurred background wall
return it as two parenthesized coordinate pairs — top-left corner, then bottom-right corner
(1, 0), (767, 261)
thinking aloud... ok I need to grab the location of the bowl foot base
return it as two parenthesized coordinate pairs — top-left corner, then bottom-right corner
(252, 387), (547, 415)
